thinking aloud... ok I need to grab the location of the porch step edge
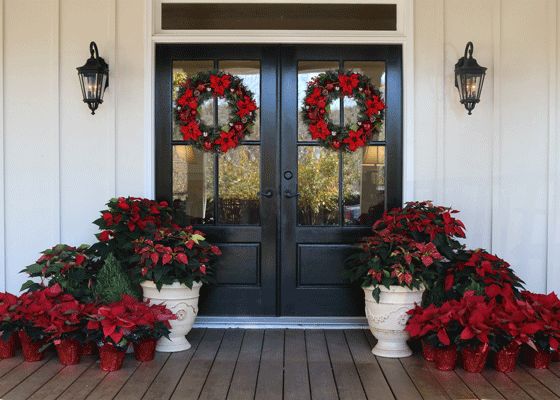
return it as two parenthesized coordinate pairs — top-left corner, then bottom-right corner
(194, 316), (368, 329)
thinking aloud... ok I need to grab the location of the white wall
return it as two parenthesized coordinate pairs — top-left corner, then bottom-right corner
(0, 0), (557, 295)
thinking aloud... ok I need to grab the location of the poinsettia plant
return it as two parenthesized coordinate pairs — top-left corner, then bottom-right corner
(44, 295), (88, 343)
(373, 201), (466, 260)
(488, 295), (535, 352)
(521, 291), (560, 353)
(118, 295), (175, 343)
(454, 292), (495, 350)
(86, 301), (136, 350)
(20, 244), (96, 302)
(132, 226), (222, 290)
(345, 230), (442, 302)
(0, 292), (19, 341)
(91, 197), (175, 269)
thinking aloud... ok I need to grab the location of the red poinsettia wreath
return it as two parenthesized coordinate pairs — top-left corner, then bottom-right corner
(302, 70), (385, 152)
(175, 70), (258, 153)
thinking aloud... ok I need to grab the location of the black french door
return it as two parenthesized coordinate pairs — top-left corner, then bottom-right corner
(155, 44), (402, 316)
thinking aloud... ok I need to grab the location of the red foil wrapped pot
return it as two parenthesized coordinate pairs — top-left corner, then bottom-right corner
(18, 331), (45, 362)
(461, 344), (489, 373)
(493, 343), (520, 373)
(80, 341), (97, 356)
(434, 345), (457, 371)
(0, 334), (17, 359)
(552, 351), (559, 362)
(98, 343), (126, 371)
(55, 339), (81, 365)
(422, 340), (435, 362)
(523, 347), (551, 369)
(133, 339), (157, 362)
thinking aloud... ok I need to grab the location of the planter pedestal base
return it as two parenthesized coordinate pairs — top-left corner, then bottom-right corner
(156, 336), (191, 353)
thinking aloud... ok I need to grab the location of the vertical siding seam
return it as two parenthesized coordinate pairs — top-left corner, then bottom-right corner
(438, 0), (445, 204)
(144, 0), (154, 198)
(0, 0), (4, 291)
(57, 0), (61, 244)
(114, 0), (118, 197)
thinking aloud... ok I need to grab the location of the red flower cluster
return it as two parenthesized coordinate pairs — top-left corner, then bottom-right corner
(175, 70), (258, 154)
(302, 70), (385, 152)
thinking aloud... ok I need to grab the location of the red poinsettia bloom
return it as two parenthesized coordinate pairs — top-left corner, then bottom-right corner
(99, 230), (112, 242)
(215, 130), (238, 152)
(209, 74), (232, 96)
(305, 87), (327, 109)
(365, 95), (385, 116)
(177, 88), (198, 111)
(309, 120), (330, 140)
(343, 129), (366, 151)
(236, 95), (258, 118)
(181, 121), (203, 141)
(338, 73), (360, 95)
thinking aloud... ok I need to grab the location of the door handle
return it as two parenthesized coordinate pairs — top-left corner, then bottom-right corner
(284, 189), (300, 199)
(258, 190), (274, 198)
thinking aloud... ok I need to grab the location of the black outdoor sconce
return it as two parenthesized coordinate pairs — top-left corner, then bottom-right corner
(77, 41), (109, 115)
(454, 42), (487, 115)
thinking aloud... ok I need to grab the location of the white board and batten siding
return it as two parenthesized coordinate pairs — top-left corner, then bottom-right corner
(0, 0), (557, 297)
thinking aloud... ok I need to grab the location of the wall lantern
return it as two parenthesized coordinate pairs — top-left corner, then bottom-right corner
(77, 41), (109, 115)
(454, 42), (487, 115)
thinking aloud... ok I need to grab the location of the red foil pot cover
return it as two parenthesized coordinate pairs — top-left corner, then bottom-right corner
(133, 339), (157, 362)
(55, 339), (81, 365)
(422, 340), (436, 362)
(18, 331), (45, 362)
(80, 341), (97, 356)
(98, 343), (126, 372)
(434, 345), (457, 371)
(524, 347), (551, 369)
(0, 334), (17, 359)
(493, 344), (520, 373)
(461, 344), (489, 373)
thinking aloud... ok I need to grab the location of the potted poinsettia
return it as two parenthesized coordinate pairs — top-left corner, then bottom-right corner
(20, 244), (97, 302)
(133, 226), (221, 352)
(0, 292), (19, 359)
(119, 295), (175, 361)
(345, 230), (442, 357)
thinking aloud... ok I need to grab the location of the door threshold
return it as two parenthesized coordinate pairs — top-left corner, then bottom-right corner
(194, 316), (368, 329)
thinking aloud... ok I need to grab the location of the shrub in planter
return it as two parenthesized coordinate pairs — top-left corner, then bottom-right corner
(133, 226), (221, 352)
(20, 244), (97, 303)
(94, 253), (137, 303)
(0, 292), (19, 359)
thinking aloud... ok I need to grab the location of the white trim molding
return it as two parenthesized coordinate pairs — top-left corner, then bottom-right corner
(194, 316), (369, 329)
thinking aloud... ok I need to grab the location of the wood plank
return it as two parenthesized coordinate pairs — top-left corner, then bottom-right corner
(520, 365), (560, 398)
(3, 357), (65, 400)
(364, 330), (422, 400)
(0, 353), (53, 397)
(399, 355), (448, 400)
(199, 329), (244, 400)
(85, 357), (141, 399)
(551, 362), (560, 377)
(113, 352), (170, 400)
(344, 330), (395, 400)
(305, 330), (338, 400)
(254, 329), (284, 400)
(325, 330), (366, 400)
(0, 356), (24, 379)
(283, 330), (311, 400)
(170, 329), (225, 400)
(57, 362), (108, 400)
(426, 363), (477, 400)
(143, 328), (205, 400)
(27, 356), (97, 400)
(507, 368), (560, 400)
(455, 368), (506, 400)
(227, 329), (264, 400)
(481, 370), (534, 400)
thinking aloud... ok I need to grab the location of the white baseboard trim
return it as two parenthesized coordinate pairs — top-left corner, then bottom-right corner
(193, 316), (368, 329)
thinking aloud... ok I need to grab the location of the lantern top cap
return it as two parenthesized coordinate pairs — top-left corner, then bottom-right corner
(455, 42), (487, 74)
(77, 41), (109, 74)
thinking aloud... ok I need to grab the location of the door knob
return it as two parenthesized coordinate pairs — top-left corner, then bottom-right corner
(284, 189), (300, 199)
(258, 190), (274, 198)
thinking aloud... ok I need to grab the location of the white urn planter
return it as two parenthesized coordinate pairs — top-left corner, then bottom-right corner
(140, 280), (202, 352)
(364, 285), (424, 358)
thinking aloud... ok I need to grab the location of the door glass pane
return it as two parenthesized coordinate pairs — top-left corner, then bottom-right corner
(218, 60), (260, 140)
(298, 146), (339, 225)
(343, 146), (385, 225)
(218, 145), (260, 225)
(298, 61), (340, 141)
(172, 145), (215, 224)
(172, 60), (214, 141)
(344, 61), (386, 141)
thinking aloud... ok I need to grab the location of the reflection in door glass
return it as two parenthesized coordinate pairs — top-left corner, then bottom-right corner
(218, 145), (260, 225)
(297, 146), (340, 225)
(343, 146), (385, 225)
(172, 145), (215, 224)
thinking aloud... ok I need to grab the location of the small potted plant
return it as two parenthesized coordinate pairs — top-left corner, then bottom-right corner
(118, 295), (175, 361)
(80, 302), (99, 356)
(346, 230), (441, 357)
(133, 226), (221, 352)
(0, 292), (19, 359)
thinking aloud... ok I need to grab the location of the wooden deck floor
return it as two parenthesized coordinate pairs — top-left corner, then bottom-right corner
(0, 329), (559, 399)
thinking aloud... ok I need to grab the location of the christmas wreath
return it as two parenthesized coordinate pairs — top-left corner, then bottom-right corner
(175, 71), (258, 153)
(302, 70), (385, 152)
